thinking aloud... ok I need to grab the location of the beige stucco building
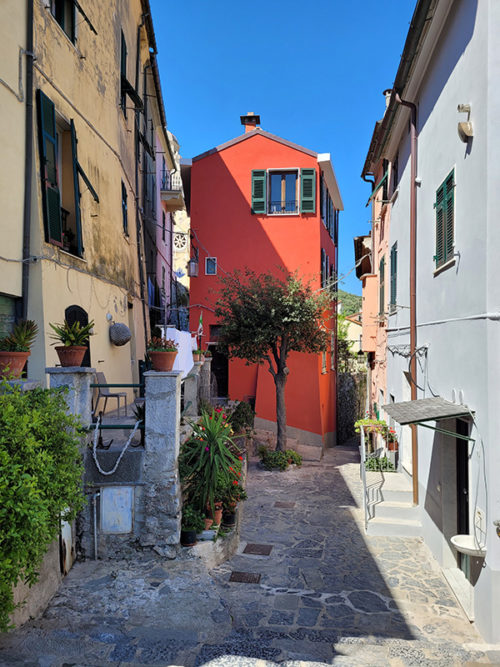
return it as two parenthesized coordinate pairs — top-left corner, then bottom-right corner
(1, 0), (177, 395)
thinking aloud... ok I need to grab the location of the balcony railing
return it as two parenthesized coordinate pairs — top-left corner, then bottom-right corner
(268, 200), (298, 215)
(161, 172), (182, 192)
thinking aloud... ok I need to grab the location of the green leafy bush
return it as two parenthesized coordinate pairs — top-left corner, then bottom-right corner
(181, 505), (205, 532)
(228, 400), (255, 434)
(0, 385), (85, 630)
(364, 456), (395, 471)
(258, 446), (303, 471)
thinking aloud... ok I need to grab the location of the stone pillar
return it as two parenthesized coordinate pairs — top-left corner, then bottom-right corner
(46, 366), (95, 425)
(184, 361), (202, 417)
(199, 357), (212, 404)
(142, 370), (182, 553)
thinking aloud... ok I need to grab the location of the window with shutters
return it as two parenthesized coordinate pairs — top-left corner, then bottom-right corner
(434, 169), (455, 269)
(251, 168), (316, 215)
(51, 0), (76, 43)
(120, 30), (127, 114)
(379, 255), (385, 317)
(269, 170), (298, 214)
(389, 242), (397, 313)
(36, 90), (98, 257)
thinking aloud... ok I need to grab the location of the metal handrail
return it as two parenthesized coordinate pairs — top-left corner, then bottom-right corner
(268, 200), (298, 214)
(90, 383), (143, 388)
(359, 425), (369, 532)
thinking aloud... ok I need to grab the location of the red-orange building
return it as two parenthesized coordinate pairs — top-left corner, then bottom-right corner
(188, 114), (343, 456)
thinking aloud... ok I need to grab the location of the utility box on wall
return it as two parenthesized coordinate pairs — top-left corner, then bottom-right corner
(100, 486), (134, 534)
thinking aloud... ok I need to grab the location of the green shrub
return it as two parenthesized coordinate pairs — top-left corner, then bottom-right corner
(228, 400), (255, 434)
(0, 385), (85, 630)
(181, 505), (205, 532)
(257, 446), (302, 471)
(364, 456), (395, 471)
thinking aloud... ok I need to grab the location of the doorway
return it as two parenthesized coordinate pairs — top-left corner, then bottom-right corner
(208, 344), (228, 398)
(456, 418), (470, 576)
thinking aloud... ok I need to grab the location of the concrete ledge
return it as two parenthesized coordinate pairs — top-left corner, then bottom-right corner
(254, 417), (324, 449)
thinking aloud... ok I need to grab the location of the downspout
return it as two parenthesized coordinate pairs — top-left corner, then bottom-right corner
(395, 92), (418, 505)
(362, 173), (376, 191)
(135, 17), (149, 353)
(21, 0), (34, 320)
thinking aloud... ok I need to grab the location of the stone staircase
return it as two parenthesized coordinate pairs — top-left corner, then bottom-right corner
(365, 469), (422, 536)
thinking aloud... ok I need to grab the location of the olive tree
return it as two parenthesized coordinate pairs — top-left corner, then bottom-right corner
(215, 270), (331, 451)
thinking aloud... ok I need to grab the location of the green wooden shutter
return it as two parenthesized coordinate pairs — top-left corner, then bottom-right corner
(251, 170), (266, 214)
(379, 256), (385, 315)
(300, 168), (316, 213)
(444, 171), (454, 262)
(70, 119), (83, 256)
(435, 170), (454, 267)
(37, 89), (62, 246)
(390, 242), (397, 312)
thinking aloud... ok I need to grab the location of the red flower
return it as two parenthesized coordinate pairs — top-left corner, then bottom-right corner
(238, 456), (243, 460)
(233, 480), (238, 485)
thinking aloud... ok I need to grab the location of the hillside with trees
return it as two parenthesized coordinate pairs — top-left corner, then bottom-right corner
(337, 290), (362, 316)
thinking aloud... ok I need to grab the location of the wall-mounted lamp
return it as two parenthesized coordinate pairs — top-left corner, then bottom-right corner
(187, 246), (199, 277)
(187, 258), (199, 277)
(457, 104), (473, 142)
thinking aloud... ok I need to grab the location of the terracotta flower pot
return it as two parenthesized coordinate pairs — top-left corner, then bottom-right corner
(149, 350), (177, 371)
(0, 350), (30, 379)
(388, 441), (398, 452)
(213, 501), (223, 527)
(55, 345), (87, 367)
(193, 353), (201, 362)
(204, 517), (214, 530)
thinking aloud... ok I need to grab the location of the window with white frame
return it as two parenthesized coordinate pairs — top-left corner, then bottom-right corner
(205, 257), (217, 275)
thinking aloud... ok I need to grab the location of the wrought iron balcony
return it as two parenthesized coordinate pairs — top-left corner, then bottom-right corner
(268, 200), (298, 215)
(160, 172), (184, 211)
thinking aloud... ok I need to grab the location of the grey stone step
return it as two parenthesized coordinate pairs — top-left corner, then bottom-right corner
(366, 516), (422, 537)
(372, 500), (420, 521)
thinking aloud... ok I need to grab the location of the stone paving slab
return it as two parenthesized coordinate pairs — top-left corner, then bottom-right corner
(0, 445), (497, 666)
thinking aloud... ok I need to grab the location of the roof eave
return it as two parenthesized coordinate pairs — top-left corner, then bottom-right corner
(192, 128), (318, 163)
(317, 153), (343, 211)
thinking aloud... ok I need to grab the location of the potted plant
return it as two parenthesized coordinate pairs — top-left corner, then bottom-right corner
(192, 348), (203, 362)
(147, 337), (178, 371)
(204, 349), (212, 359)
(179, 408), (240, 517)
(180, 504), (205, 547)
(0, 320), (38, 379)
(49, 319), (94, 367)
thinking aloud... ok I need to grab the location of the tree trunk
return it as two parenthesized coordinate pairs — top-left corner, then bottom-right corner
(275, 372), (287, 451)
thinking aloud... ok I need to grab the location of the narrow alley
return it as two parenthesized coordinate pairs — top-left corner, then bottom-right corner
(0, 446), (493, 666)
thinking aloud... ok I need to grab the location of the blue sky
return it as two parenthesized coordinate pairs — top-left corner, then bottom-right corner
(150, 0), (416, 295)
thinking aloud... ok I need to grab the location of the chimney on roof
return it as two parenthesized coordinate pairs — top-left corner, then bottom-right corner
(240, 112), (260, 133)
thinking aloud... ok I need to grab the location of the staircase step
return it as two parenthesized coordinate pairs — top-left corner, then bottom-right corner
(366, 516), (422, 537)
(372, 500), (420, 521)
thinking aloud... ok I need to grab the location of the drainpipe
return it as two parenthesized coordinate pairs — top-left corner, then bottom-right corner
(135, 17), (149, 354)
(394, 92), (418, 505)
(362, 173), (376, 191)
(21, 0), (34, 320)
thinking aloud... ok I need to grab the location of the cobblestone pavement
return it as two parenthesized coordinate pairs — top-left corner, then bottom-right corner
(0, 445), (496, 666)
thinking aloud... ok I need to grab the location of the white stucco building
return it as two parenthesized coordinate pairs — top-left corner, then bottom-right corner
(361, 0), (500, 642)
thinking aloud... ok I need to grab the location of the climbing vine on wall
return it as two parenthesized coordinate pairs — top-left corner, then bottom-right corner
(0, 385), (85, 631)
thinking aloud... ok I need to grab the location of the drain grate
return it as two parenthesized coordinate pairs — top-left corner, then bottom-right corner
(243, 543), (273, 556)
(229, 571), (262, 584)
(274, 501), (296, 508)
